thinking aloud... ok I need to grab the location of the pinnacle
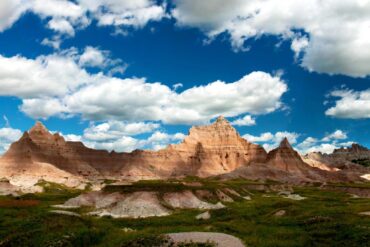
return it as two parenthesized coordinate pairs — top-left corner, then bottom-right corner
(29, 121), (52, 139)
(30, 121), (48, 132)
(279, 137), (292, 149)
(214, 115), (229, 125)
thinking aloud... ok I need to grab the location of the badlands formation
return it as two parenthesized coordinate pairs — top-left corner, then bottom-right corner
(0, 116), (369, 192)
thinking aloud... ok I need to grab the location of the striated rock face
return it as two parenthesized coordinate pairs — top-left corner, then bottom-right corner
(0, 117), (368, 185)
(303, 143), (370, 173)
(122, 116), (267, 178)
(265, 138), (340, 182)
(266, 138), (311, 174)
(0, 117), (267, 181)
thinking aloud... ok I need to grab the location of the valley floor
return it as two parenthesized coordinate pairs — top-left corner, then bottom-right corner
(0, 179), (370, 247)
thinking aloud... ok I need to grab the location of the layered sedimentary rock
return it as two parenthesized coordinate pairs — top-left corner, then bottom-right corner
(120, 116), (267, 178)
(303, 143), (370, 172)
(266, 138), (309, 173)
(0, 117), (368, 185)
(265, 138), (329, 181)
(0, 117), (267, 181)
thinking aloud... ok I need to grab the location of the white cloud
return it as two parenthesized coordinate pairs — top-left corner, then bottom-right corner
(41, 37), (62, 50)
(30, 0), (85, 20)
(291, 36), (309, 60)
(173, 83), (183, 90)
(85, 135), (140, 152)
(83, 121), (159, 141)
(299, 142), (355, 155)
(303, 143), (339, 154)
(20, 98), (68, 119)
(60, 122), (185, 152)
(39, 71), (286, 124)
(0, 0), (166, 47)
(173, 0), (370, 77)
(0, 52), (90, 98)
(47, 18), (75, 36)
(322, 130), (347, 142)
(0, 47), (127, 100)
(80, 0), (167, 29)
(0, 48), (286, 124)
(243, 131), (299, 151)
(79, 46), (107, 68)
(63, 133), (82, 142)
(230, 115), (256, 126)
(243, 132), (273, 143)
(296, 130), (352, 154)
(0, 119), (23, 154)
(0, 0), (28, 32)
(78, 46), (126, 74)
(325, 89), (370, 119)
(244, 129), (353, 154)
(145, 131), (186, 151)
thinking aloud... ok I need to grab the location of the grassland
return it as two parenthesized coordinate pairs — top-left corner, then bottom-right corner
(0, 179), (369, 247)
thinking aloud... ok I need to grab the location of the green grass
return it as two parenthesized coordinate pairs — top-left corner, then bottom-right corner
(0, 179), (369, 247)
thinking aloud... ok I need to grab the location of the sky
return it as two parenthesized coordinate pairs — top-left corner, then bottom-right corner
(0, 0), (369, 154)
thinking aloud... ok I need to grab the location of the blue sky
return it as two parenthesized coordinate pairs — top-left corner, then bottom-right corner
(0, 0), (369, 154)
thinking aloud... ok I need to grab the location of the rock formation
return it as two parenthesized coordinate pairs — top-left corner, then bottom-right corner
(0, 117), (369, 187)
(303, 143), (370, 172)
(0, 117), (267, 182)
(266, 138), (308, 173)
(120, 116), (267, 178)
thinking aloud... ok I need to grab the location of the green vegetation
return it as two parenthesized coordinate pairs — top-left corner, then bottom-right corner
(0, 179), (370, 247)
(352, 158), (370, 167)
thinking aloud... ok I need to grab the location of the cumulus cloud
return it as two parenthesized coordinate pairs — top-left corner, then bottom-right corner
(25, 71), (286, 124)
(296, 130), (352, 154)
(325, 88), (370, 119)
(0, 47), (287, 125)
(0, 127), (22, 154)
(78, 46), (127, 74)
(78, 0), (167, 29)
(47, 18), (75, 36)
(0, 52), (90, 98)
(173, 0), (370, 77)
(244, 129), (353, 154)
(83, 121), (160, 141)
(0, 47), (127, 100)
(243, 131), (299, 151)
(0, 0), (166, 42)
(0, 0), (28, 32)
(0, 117), (23, 154)
(62, 121), (184, 152)
(321, 130), (347, 142)
(231, 115), (256, 126)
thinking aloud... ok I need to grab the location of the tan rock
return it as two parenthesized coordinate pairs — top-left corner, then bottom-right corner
(163, 190), (225, 209)
(274, 210), (286, 217)
(90, 192), (171, 218)
(216, 189), (234, 202)
(196, 211), (211, 220)
(0, 117), (267, 184)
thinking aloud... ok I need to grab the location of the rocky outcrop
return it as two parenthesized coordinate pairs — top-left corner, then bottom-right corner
(0, 118), (368, 186)
(163, 190), (225, 209)
(119, 116), (267, 178)
(89, 192), (171, 218)
(303, 143), (370, 176)
(0, 117), (267, 182)
(266, 138), (307, 173)
(265, 138), (324, 181)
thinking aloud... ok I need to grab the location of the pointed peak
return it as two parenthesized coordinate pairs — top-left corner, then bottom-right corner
(29, 121), (53, 140)
(214, 115), (230, 125)
(20, 131), (30, 139)
(279, 137), (292, 149)
(30, 121), (48, 132)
